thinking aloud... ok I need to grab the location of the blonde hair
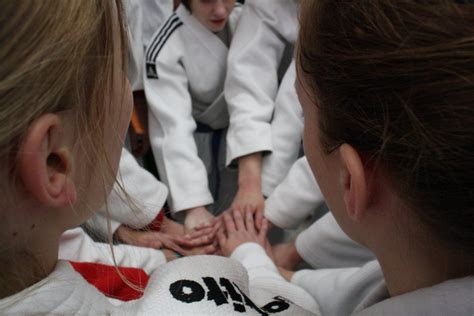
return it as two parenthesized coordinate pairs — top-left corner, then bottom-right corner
(0, 0), (127, 182)
(0, 0), (147, 296)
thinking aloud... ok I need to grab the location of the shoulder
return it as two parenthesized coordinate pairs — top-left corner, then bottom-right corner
(244, 0), (296, 20)
(145, 12), (184, 79)
(145, 13), (184, 63)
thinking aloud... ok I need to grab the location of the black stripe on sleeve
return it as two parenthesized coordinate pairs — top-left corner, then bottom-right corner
(149, 21), (183, 63)
(146, 14), (179, 61)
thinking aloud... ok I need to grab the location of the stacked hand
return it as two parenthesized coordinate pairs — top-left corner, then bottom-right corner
(217, 209), (270, 257)
(115, 218), (217, 258)
(229, 189), (265, 230)
(214, 209), (300, 283)
(184, 206), (215, 233)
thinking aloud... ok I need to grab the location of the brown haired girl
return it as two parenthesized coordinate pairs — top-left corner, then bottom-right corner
(279, 0), (474, 314)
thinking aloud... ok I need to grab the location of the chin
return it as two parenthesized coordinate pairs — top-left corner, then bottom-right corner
(208, 21), (226, 33)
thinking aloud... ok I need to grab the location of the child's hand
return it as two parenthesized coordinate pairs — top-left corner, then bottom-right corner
(159, 216), (185, 236)
(184, 206), (215, 233)
(217, 209), (269, 257)
(229, 188), (265, 229)
(115, 225), (215, 257)
(272, 241), (303, 270)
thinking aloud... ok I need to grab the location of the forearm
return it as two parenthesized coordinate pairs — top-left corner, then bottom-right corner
(238, 152), (263, 190)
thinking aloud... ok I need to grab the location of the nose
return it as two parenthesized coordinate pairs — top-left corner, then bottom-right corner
(213, 1), (227, 18)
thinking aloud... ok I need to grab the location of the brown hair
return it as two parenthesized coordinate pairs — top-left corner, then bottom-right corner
(298, 1), (474, 251)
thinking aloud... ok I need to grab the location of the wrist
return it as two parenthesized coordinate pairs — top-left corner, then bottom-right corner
(114, 225), (128, 243)
(185, 206), (206, 216)
(163, 249), (180, 262)
(238, 153), (262, 185)
(289, 242), (303, 265)
(238, 176), (261, 191)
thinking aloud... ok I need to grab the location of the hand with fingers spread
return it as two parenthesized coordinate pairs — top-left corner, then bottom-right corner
(115, 225), (216, 258)
(159, 216), (186, 236)
(183, 206), (215, 233)
(183, 225), (219, 256)
(217, 209), (269, 257)
(229, 194), (266, 229)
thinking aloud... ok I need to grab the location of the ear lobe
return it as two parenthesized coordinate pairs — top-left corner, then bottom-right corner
(19, 114), (77, 209)
(339, 144), (368, 222)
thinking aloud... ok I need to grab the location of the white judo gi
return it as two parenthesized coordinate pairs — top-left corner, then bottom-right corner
(260, 61), (305, 197)
(144, 4), (241, 214)
(224, 2), (324, 229)
(85, 149), (168, 239)
(0, 228), (320, 315)
(292, 259), (474, 315)
(124, 0), (173, 91)
(225, 0), (299, 166)
(264, 157), (323, 230)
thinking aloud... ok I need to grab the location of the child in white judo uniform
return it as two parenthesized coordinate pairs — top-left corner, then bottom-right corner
(225, 0), (299, 224)
(87, 2), (213, 255)
(0, 1), (319, 314)
(124, 0), (173, 156)
(144, 0), (242, 232)
(280, 1), (474, 314)
(86, 148), (217, 256)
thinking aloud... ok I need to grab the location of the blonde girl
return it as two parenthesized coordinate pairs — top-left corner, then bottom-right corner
(0, 1), (321, 314)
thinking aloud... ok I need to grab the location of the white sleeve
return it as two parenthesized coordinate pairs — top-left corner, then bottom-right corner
(231, 242), (320, 314)
(59, 228), (167, 274)
(261, 61), (304, 196)
(144, 35), (214, 213)
(140, 0), (174, 46)
(85, 214), (122, 240)
(124, 0), (145, 91)
(295, 213), (375, 268)
(225, 0), (299, 165)
(85, 149), (167, 239)
(264, 157), (324, 229)
(291, 261), (385, 316)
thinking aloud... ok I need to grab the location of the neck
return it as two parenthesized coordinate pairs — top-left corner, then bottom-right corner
(375, 235), (474, 297)
(0, 238), (59, 299)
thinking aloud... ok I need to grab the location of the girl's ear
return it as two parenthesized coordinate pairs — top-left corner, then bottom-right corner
(339, 144), (369, 222)
(19, 114), (77, 209)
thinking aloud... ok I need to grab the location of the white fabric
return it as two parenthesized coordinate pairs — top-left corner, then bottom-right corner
(86, 149), (168, 238)
(140, 0), (174, 47)
(0, 229), (320, 315)
(124, 0), (145, 91)
(264, 157), (324, 230)
(292, 260), (474, 315)
(225, 0), (299, 165)
(124, 0), (173, 91)
(59, 227), (167, 274)
(144, 5), (241, 213)
(295, 213), (375, 268)
(261, 61), (304, 196)
(231, 242), (320, 314)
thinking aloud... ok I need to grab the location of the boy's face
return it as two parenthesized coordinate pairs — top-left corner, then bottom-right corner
(190, 0), (235, 33)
